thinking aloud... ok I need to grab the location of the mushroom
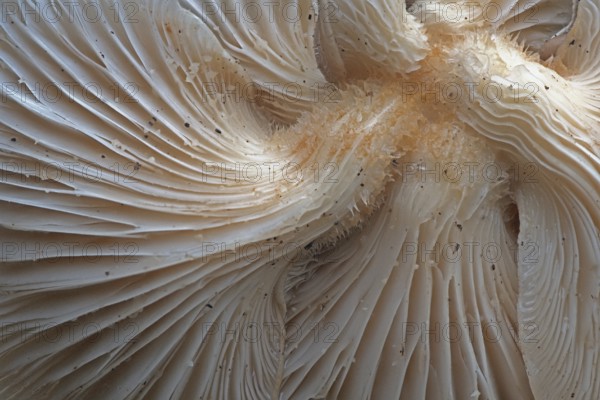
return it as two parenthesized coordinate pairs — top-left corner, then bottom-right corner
(1, 0), (599, 399)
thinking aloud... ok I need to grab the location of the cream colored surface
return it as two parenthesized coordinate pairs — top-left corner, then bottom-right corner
(0, 0), (599, 399)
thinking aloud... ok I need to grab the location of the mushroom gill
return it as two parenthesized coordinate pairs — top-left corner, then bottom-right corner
(0, 0), (599, 399)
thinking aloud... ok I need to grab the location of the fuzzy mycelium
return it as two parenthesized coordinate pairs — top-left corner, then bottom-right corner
(1, 0), (599, 399)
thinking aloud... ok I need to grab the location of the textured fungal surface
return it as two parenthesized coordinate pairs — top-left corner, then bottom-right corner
(1, 0), (599, 399)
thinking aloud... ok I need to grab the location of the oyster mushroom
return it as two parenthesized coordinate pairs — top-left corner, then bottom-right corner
(1, 0), (599, 399)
